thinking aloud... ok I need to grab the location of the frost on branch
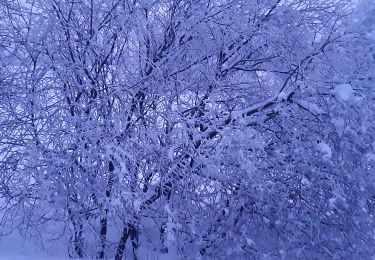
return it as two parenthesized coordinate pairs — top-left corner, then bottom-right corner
(334, 84), (353, 101)
(0, 0), (374, 259)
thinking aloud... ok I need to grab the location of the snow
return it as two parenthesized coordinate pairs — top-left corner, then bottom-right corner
(133, 199), (142, 212)
(0, 255), (73, 260)
(365, 152), (375, 162)
(333, 84), (353, 101)
(0, 231), (70, 260)
(276, 91), (288, 101)
(0, 0), (374, 259)
(315, 141), (332, 160)
(0, 249), (180, 260)
(301, 177), (310, 185)
(167, 146), (175, 161)
(0, 212), (181, 260)
(331, 117), (345, 137)
(0, 232), (181, 260)
(294, 98), (324, 115)
(246, 237), (256, 247)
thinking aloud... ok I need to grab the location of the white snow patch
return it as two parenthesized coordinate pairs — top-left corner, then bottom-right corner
(301, 177), (310, 186)
(167, 146), (175, 161)
(246, 237), (256, 247)
(277, 91), (288, 101)
(331, 117), (345, 137)
(0, 232), (72, 260)
(334, 84), (353, 101)
(315, 141), (332, 161)
(133, 199), (142, 212)
(294, 99), (324, 115)
(329, 197), (337, 209)
(365, 152), (375, 162)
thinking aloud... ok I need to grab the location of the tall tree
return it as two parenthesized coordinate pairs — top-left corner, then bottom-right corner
(0, 0), (374, 259)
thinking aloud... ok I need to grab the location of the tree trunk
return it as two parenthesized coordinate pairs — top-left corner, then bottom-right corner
(115, 222), (138, 260)
(97, 160), (115, 258)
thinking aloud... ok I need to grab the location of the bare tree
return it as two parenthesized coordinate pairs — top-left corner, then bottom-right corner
(0, 0), (374, 259)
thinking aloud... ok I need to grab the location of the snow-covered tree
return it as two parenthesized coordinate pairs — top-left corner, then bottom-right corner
(0, 0), (374, 259)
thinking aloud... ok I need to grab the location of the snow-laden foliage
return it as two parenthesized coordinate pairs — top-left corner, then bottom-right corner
(0, 0), (374, 259)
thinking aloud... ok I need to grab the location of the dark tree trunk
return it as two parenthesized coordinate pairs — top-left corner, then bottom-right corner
(69, 218), (84, 258)
(97, 216), (108, 259)
(115, 222), (139, 260)
(97, 160), (115, 259)
(75, 223), (84, 258)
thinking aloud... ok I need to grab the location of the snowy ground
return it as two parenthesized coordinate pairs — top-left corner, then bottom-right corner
(0, 234), (65, 260)
(0, 230), (180, 260)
